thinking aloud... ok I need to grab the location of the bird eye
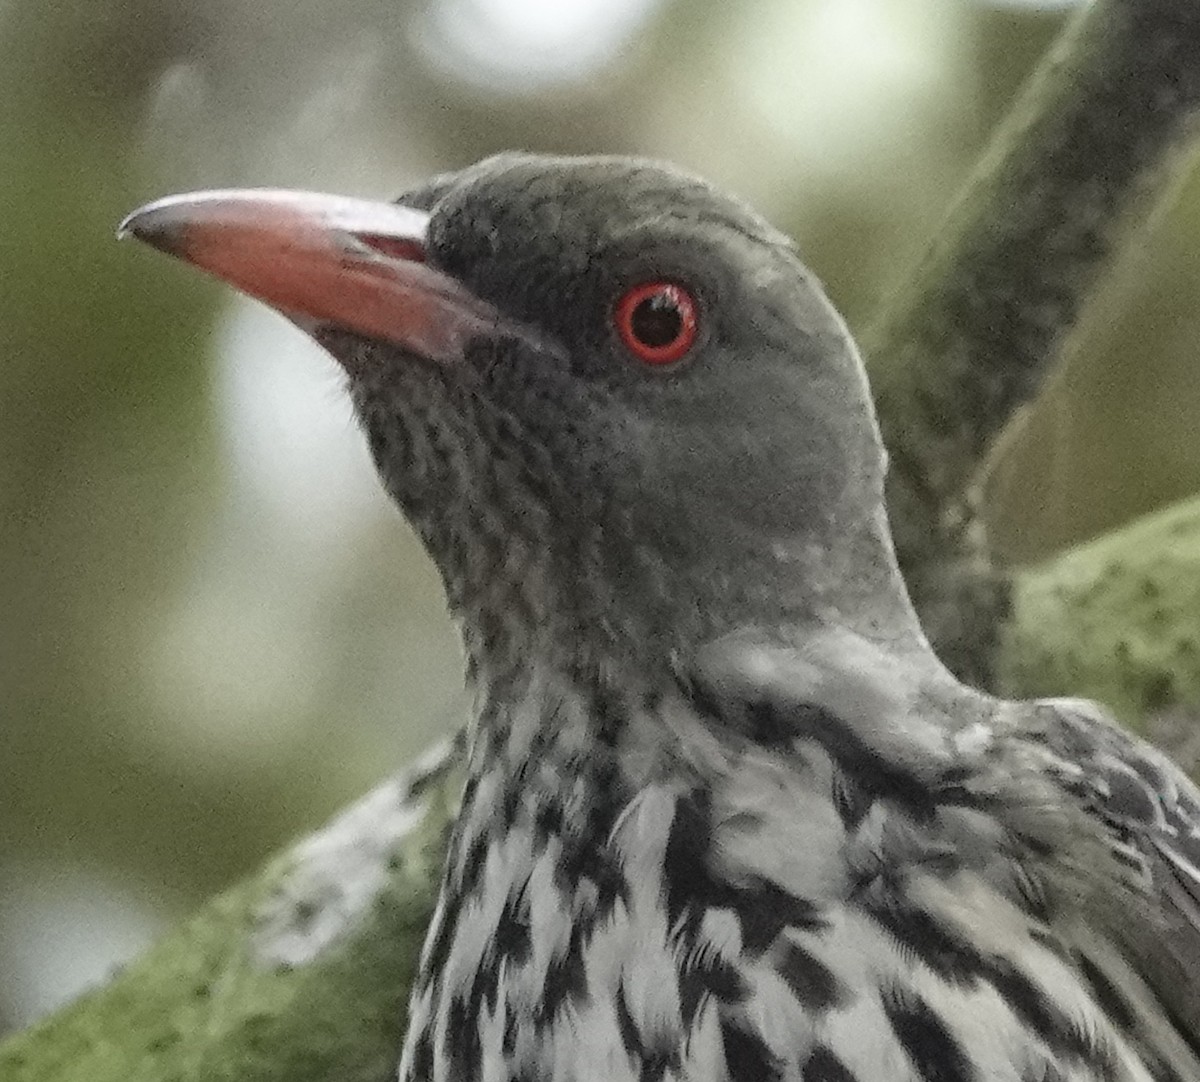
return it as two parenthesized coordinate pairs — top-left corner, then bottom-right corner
(614, 282), (698, 365)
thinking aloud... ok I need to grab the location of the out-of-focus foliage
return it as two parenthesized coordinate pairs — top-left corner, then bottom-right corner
(3, 0), (1198, 1036)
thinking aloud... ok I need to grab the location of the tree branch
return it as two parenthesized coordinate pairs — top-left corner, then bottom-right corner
(867, 0), (1200, 685)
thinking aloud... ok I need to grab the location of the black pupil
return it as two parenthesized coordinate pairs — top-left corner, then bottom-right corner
(631, 292), (683, 348)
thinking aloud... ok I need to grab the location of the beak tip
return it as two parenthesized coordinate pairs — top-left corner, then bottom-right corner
(117, 204), (187, 256)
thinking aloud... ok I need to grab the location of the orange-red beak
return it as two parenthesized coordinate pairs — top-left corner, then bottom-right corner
(118, 189), (503, 364)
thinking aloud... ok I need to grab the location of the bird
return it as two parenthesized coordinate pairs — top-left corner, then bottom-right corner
(120, 153), (1200, 1082)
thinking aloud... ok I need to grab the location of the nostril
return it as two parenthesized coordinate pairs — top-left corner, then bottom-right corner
(357, 234), (427, 263)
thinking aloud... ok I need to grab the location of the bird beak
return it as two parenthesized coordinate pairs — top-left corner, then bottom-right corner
(118, 189), (505, 365)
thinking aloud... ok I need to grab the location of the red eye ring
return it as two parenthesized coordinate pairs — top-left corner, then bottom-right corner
(614, 281), (699, 366)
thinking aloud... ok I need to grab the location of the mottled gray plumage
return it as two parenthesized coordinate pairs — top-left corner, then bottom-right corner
(126, 153), (1200, 1082)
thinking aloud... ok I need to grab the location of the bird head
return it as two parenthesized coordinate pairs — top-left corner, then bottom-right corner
(122, 154), (921, 676)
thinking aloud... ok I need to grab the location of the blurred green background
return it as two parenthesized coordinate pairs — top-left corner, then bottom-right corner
(5, 0), (1200, 1038)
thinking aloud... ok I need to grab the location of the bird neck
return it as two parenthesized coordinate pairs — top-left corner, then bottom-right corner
(462, 657), (644, 793)
(449, 493), (939, 698)
(449, 502), (946, 810)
